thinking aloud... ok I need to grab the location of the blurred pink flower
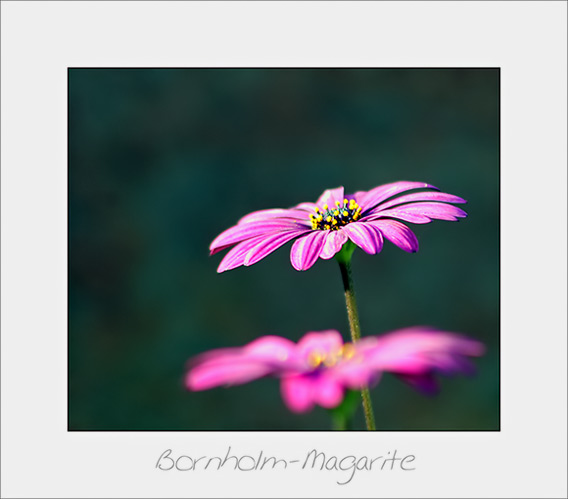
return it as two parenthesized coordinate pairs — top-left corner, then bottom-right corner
(185, 328), (485, 413)
(209, 181), (467, 272)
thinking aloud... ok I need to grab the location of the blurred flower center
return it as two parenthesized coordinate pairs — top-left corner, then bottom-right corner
(307, 343), (357, 368)
(310, 198), (362, 231)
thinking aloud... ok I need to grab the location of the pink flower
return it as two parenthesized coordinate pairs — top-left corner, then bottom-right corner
(185, 328), (485, 413)
(210, 181), (467, 272)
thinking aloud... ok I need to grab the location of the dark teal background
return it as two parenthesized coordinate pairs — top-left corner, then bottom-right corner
(68, 68), (499, 430)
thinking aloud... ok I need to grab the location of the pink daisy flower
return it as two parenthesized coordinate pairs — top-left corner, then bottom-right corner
(185, 328), (485, 413)
(210, 181), (467, 272)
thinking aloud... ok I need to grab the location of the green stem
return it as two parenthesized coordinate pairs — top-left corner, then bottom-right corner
(336, 243), (377, 431)
(331, 413), (348, 431)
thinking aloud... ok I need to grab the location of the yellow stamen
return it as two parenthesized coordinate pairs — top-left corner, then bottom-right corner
(333, 210), (339, 216)
(335, 200), (341, 207)
(332, 219), (338, 225)
(323, 204), (328, 210)
(340, 343), (356, 360)
(314, 207), (320, 213)
(308, 351), (324, 368)
(343, 198), (348, 205)
(326, 215), (332, 222)
(343, 210), (349, 217)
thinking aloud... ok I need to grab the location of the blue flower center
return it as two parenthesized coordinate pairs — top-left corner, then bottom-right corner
(310, 198), (362, 231)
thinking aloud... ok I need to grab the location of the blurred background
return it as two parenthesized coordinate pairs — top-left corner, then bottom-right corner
(68, 68), (499, 430)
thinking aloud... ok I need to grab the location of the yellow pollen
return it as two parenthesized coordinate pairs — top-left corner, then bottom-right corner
(310, 196), (362, 231)
(340, 343), (356, 360)
(308, 351), (324, 368)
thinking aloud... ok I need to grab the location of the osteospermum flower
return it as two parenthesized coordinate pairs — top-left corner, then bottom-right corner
(209, 181), (467, 272)
(185, 328), (485, 413)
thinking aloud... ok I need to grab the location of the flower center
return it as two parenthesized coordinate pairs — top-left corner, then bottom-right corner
(307, 343), (357, 368)
(310, 198), (362, 231)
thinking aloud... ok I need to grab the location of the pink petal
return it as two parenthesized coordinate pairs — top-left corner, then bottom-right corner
(296, 330), (344, 360)
(397, 202), (467, 221)
(186, 336), (299, 391)
(314, 375), (345, 409)
(364, 210), (432, 224)
(281, 372), (348, 412)
(319, 230), (348, 260)
(368, 202), (468, 224)
(280, 375), (316, 413)
(349, 191), (368, 204)
(186, 356), (274, 390)
(289, 230), (329, 271)
(238, 208), (312, 225)
(333, 361), (380, 389)
(371, 191), (467, 212)
(294, 202), (319, 213)
(244, 335), (298, 366)
(243, 229), (311, 266)
(316, 186), (345, 209)
(358, 181), (438, 212)
(244, 335), (297, 355)
(342, 222), (384, 254)
(217, 236), (268, 272)
(362, 328), (485, 375)
(210, 220), (309, 254)
(368, 219), (419, 253)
